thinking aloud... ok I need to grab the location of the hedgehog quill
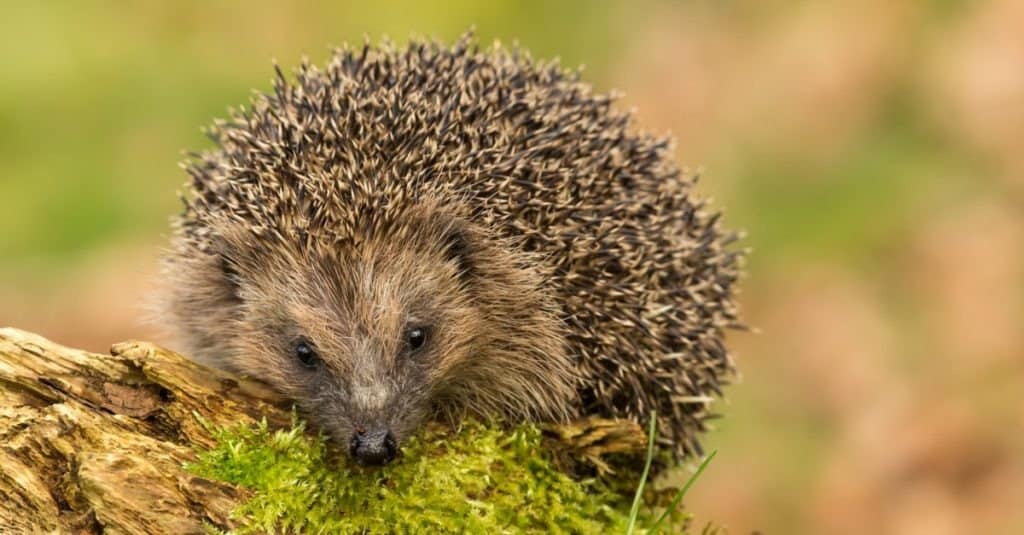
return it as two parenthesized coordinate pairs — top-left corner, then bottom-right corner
(160, 34), (743, 466)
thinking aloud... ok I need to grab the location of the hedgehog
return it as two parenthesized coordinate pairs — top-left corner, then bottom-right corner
(160, 33), (743, 466)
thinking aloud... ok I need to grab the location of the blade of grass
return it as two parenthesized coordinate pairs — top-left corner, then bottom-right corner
(626, 410), (657, 535)
(649, 450), (717, 534)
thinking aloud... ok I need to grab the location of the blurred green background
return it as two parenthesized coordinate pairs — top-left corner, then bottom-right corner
(2, 1), (1022, 533)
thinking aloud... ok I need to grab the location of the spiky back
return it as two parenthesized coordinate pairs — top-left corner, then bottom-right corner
(180, 34), (742, 456)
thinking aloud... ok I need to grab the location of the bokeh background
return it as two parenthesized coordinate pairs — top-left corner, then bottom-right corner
(1, 2), (1021, 533)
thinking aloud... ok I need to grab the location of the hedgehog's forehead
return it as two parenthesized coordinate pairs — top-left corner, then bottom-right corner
(297, 230), (446, 307)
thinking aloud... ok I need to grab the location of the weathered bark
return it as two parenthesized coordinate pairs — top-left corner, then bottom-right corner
(0, 328), (293, 534)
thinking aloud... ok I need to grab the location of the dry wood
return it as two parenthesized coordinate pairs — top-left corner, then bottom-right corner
(0, 328), (292, 534)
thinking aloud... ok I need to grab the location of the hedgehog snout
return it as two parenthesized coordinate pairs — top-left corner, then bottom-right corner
(349, 424), (398, 465)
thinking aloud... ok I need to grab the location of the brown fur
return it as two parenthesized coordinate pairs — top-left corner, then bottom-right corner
(159, 33), (743, 457)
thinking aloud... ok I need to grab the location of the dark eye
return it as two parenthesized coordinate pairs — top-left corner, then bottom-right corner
(405, 327), (428, 352)
(293, 338), (319, 368)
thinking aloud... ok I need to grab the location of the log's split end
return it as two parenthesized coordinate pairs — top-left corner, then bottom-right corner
(0, 328), (287, 534)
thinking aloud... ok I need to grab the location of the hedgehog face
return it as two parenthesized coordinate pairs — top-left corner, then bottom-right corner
(208, 217), (482, 465)
(165, 203), (579, 463)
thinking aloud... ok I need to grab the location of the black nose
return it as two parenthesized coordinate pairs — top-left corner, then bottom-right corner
(349, 427), (398, 465)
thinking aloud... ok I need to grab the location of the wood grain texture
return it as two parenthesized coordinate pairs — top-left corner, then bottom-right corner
(0, 328), (292, 534)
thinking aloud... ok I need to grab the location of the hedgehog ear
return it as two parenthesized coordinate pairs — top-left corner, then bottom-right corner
(217, 253), (244, 304)
(439, 221), (475, 284)
(208, 231), (251, 305)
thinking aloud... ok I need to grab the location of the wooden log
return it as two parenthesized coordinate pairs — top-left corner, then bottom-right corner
(0, 328), (292, 534)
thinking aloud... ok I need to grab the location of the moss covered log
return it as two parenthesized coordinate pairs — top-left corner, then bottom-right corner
(0, 328), (708, 533)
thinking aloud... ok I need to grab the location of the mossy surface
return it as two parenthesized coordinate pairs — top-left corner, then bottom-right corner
(187, 417), (697, 534)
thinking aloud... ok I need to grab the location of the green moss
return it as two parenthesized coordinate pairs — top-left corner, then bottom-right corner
(187, 417), (705, 534)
